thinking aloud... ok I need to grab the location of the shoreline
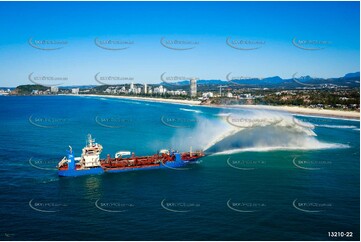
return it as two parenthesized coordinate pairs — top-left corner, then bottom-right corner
(65, 94), (360, 120)
(228, 105), (360, 120)
(76, 94), (202, 105)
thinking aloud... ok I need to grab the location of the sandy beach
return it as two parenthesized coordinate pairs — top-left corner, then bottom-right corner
(232, 105), (360, 120)
(78, 94), (201, 105)
(74, 94), (360, 120)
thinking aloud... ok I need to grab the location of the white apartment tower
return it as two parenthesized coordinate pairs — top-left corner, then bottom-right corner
(190, 78), (197, 97)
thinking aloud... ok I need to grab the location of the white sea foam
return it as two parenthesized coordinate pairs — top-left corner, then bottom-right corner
(210, 143), (350, 155)
(215, 113), (231, 117)
(179, 108), (202, 113)
(315, 124), (358, 129)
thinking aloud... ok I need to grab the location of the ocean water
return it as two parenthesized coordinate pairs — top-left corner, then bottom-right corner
(0, 95), (359, 241)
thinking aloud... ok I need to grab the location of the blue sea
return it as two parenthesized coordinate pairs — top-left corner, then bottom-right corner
(0, 95), (359, 241)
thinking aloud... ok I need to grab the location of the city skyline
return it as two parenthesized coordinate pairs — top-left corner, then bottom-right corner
(0, 1), (359, 87)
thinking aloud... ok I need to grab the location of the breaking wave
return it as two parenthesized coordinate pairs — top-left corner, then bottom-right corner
(210, 143), (349, 156)
(315, 124), (358, 129)
(179, 108), (203, 113)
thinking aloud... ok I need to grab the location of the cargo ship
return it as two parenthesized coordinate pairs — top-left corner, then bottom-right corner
(57, 134), (204, 177)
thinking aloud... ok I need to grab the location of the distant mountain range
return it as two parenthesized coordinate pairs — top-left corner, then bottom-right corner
(160, 72), (360, 88)
(344, 72), (360, 79)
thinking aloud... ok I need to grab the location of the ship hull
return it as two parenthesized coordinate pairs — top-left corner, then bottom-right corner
(57, 139), (204, 177)
(58, 167), (104, 177)
(57, 158), (199, 176)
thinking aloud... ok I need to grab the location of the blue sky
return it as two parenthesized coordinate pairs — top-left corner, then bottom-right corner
(0, 1), (359, 87)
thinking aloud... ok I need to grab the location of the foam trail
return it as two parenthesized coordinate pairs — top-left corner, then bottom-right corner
(214, 113), (231, 117)
(180, 108), (203, 113)
(315, 124), (358, 129)
(210, 143), (350, 155)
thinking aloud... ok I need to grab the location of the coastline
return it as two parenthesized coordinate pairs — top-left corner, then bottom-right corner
(230, 105), (360, 120)
(76, 94), (202, 105)
(66, 94), (360, 120)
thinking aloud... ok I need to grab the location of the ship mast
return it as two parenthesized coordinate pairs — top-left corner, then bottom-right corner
(87, 134), (93, 147)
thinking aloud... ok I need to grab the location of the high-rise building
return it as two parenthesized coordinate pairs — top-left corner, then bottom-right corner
(226, 92), (233, 98)
(144, 83), (147, 94)
(71, 88), (79, 94)
(50, 86), (59, 93)
(190, 78), (197, 97)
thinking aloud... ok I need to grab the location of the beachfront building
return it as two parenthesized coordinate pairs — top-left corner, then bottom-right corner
(71, 88), (79, 94)
(50, 86), (59, 93)
(128, 82), (136, 94)
(202, 92), (214, 98)
(154, 85), (166, 95)
(0, 89), (10, 95)
(166, 90), (185, 96)
(239, 93), (252, 99)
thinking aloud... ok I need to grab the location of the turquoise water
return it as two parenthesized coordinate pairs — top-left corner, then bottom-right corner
(0, 95), (359, 240)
